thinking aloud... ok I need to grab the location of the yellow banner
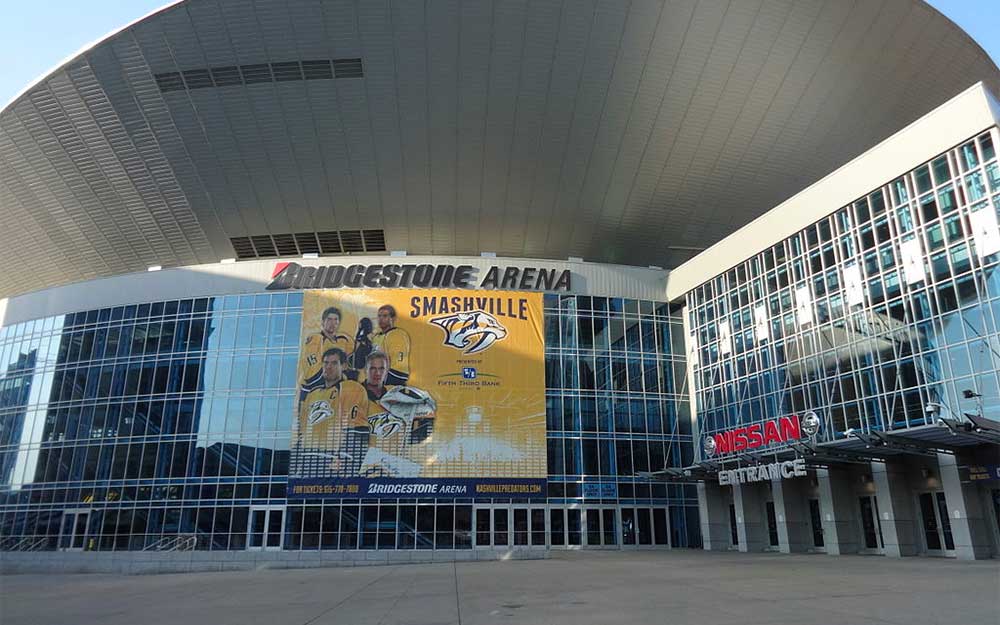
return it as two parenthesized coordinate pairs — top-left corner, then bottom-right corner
(289, 290), (546, 498)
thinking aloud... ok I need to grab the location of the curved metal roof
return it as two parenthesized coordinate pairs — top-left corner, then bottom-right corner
(1, 0), (998, 299)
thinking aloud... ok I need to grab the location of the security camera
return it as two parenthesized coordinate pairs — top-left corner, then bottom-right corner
(925, 402), (941, 415)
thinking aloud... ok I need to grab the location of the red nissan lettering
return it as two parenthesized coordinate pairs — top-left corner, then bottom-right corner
(732, 427), (748, 451)
(778, 415), (801, 441)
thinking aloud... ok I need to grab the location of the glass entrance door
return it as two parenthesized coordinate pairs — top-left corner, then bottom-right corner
(529, 508), (546, 546)
(493, 508), (510, 547)
(858, 496), (884, 553)
(765, 501), (779, 548)
(603, 509), (618, 546)
(248, 506), (284, 550)
(58, 510), (91, 551)
(475, 506), (547, 547)
(546, 507), (582, 547)
(729, 504), (739, 547)
(512, 508), (529, 545)
(584, 508), (619, 548)
(620, 507), (670, 547)
(475, 507), (492, 547)
(918, 492), (955, 555)
(808, 498), (825, 549)
(567, 509), (582, 547)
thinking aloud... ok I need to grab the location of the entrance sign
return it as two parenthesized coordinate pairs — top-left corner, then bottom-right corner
(718, 458), (807, 485)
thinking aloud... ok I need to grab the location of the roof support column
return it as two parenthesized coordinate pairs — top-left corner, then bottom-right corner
(937, 453), (994, 560)
(816, 467), (861, 555)
(697, 481), (731, 551)
(871, 460), (918, 557)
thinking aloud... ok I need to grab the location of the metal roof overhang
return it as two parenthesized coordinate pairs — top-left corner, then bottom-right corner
(1, 0), (999, 299)
(647, 419), (1000, 482)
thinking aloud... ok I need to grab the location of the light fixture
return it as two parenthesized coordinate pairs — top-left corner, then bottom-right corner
(147, 265), (162, 272)
(390, 250), (407, 257)
(480, 251), (496, 258)
(301, 253), (319, 259)
(568, 256), (583, 262)
(220, 258), (236, 264)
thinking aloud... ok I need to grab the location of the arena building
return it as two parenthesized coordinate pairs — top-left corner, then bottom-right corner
(0, 0), (998, 572)
(670, 83), (1000, 561)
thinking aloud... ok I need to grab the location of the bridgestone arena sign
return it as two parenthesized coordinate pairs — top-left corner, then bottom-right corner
(267, 262), (572, 292)
(718, 458), (808, 486)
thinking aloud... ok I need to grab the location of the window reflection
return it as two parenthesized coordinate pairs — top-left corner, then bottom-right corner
(689, 129), (1000, 440)
(0, 292), (696, 550)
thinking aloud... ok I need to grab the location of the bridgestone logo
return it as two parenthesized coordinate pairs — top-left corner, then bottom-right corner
(266, 262), (571, 292)
(367, 483), (439, 494)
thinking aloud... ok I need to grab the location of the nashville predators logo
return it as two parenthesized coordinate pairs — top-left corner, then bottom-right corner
(430, 311), (508, 355)
(307, 400), (333, 425)
(367, 412), (407, 438)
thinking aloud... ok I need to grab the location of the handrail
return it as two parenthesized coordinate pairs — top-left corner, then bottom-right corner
(142, 534), (198, 551)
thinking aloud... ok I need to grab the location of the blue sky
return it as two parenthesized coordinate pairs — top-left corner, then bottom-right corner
(1, 0), (998, 108)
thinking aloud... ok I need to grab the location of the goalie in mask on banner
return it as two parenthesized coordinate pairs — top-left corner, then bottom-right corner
(293, 349), (437, 479)
(359, 351), (436, 477)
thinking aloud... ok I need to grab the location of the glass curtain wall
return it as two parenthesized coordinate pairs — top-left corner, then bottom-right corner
(0, 292), (697, 550)
(687, 129), (1000, 449)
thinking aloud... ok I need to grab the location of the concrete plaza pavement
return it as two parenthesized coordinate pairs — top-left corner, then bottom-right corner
(2, 550), (998, 625)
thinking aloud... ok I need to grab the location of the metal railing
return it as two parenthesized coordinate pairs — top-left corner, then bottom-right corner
(0, 536), (50, 552)
(142, 534), (198, 552)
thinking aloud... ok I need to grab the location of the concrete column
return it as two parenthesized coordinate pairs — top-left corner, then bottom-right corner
(732, 481), (768, 552)
(816, 467), (860, 555)
(697, 481), (731, 551)
(937, 454), (993, 560)
(771, 476), (811, 553)
(871, 461), (918, 557)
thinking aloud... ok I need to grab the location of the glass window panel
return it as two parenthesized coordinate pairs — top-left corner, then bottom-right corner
(961, 141), (979, 170)
(979, 133), (995, 161)
(965, 172), (986, 202)
(915, 166), (932, 194)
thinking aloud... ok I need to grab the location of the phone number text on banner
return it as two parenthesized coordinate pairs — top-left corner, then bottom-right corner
(288, 478), (547, 499)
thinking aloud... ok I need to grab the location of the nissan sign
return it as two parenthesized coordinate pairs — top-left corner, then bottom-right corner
(702, 413), (820, 458)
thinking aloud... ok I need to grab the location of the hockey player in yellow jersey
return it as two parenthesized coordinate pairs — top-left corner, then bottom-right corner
(370, 304), (411, 385)
(300, 306), (356, 393)
(295, 347), (369, 477)
(360, 351), (435, 477)
(361, 351), (393, 418)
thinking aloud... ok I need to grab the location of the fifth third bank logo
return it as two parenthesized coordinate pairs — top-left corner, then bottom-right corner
(430, 311), (508, 355)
